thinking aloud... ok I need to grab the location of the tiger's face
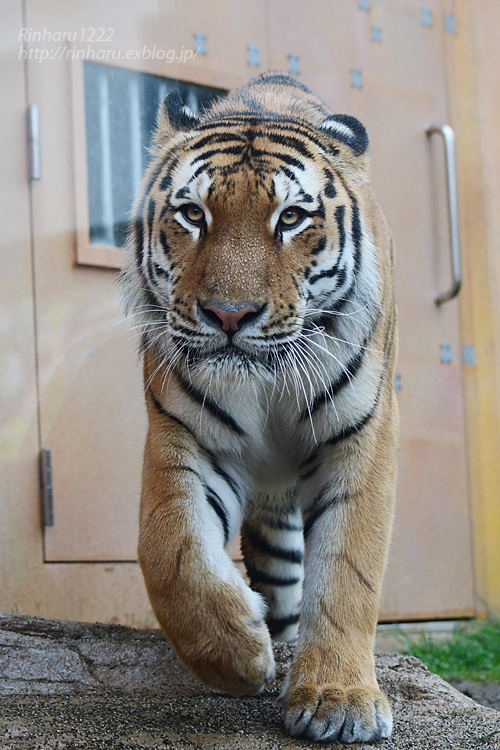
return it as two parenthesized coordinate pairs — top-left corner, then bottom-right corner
(125, 96), (375, 377)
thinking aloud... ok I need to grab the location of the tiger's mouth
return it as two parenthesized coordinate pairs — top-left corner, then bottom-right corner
(180, 340), (270, 375)
(161, 296), (305, 376)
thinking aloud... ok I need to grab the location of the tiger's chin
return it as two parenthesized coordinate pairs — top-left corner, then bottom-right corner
(186, 343), (270, 378)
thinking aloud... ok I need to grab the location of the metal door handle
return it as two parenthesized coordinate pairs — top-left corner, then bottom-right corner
(426, 124), (461, 304)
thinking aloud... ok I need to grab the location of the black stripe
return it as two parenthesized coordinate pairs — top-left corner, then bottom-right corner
(299, 391), (381, 474)
(147, 387), (199, 443)
(306, 352), (364, 417)
(249, 149), (306, 170)
(300, 345), (366, 421)
(315, 201), (356, 306)
(192, 140), (306, 170)
(315, 196), (326, 220)
(303, 493), (348, 539)
(309, 313), (335, 332)
(131, 218), (145, 269)
(319, 599), (346, 635)
(141, 156), (172, 205)
(340, 552), (375, 594)
(159, 171), (172, 191)
(176, 465), (201, 478)
(329, 278), (356, 313)
(154, 464), (204, 483)
(147, 198), (155, 256)
(324, 169), (336, 198)
(244, 562), (301, 587)
(303, 503), (329, 539)
(263, 517), (302, 532)
(159, 229), (170, 256)
(299, 191), (314, 203)
(208, 457), (242, 506)
(326, 406), (377, 448)
(170, 323), (199, 338)
(335, 204), (346, 250)
(243, 526), (303, 564)
(146, 200), (158, 286)
(264, 329), (295, 342)
(351, 197), (362, 274)
(197, 116), (330, 151)
(300, 465), (318, 482)
(321, 182), (363, 314)
(173, 369), (245, 436)
(136, 155), (176, 242)
(280, 165), (298, 183)
(335, 268), (347, 287)
(304, 306), (382, 421)
(308, 262), (339, 286)
(261, 132), (314, 159)
(267, 613), (300, 636)
(206, 489), (230, 545)
(190, 163), (211, 181)
(147, 388), (242, 519)
(191, 145), (245, 164)
(311, 237), (327, 256)
(159, 202), (170, 221)
(189, 132), (247, 150)
(383, 307), (397, 365)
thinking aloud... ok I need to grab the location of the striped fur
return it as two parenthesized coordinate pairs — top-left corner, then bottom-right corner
(121, 72), (398, 743)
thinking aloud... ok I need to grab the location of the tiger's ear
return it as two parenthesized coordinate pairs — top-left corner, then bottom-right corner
(156, 90), (200, 142)
(318, 114), (370, 177)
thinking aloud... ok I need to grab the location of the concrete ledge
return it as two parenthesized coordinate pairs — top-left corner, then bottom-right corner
(0, 614), (499, 749)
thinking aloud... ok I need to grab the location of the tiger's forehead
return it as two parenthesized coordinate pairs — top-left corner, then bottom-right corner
(168, 117), (332, 207)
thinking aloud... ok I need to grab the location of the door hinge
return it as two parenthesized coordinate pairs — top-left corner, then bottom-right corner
(39, 448), (54, 527)
(27, 103), (41, 181)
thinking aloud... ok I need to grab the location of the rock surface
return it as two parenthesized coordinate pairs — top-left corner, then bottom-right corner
(449, 678), (500, 711)
(0, 613), (499, 749)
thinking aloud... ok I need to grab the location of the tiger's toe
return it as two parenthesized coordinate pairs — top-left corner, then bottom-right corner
(284, 683), (392, 743)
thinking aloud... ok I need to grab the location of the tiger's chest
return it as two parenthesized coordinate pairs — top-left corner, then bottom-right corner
(164, 352), (379, 490)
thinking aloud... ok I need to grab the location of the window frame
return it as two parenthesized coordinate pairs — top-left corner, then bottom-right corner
(70, 54), (241, 269)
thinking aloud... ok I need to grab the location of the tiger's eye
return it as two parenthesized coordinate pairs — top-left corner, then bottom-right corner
(279, 207), (304, 228)
(182, 204), (204, 224)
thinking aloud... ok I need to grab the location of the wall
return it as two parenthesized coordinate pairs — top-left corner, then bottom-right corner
(446, 0), (500, 616)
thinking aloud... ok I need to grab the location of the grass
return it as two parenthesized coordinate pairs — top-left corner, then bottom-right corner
(400, 619), (500, 682)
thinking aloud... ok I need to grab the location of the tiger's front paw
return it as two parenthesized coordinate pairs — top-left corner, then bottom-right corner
(187, 616), (275, 696)
(284, 683), (392, 743)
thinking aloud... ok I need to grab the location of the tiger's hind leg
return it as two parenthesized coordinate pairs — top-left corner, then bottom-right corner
(241, 487), (304, 643)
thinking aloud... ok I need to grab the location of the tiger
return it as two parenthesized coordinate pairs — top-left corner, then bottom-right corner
(121, 71), (398, 744)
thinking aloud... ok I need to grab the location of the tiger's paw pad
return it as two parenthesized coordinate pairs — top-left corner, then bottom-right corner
(284, 683), (392, 743)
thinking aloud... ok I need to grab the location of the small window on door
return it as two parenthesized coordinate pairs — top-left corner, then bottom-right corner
(75, 62), (225, 268)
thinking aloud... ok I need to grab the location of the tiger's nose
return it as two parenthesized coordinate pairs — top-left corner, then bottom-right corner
(199, 300), (263, 333)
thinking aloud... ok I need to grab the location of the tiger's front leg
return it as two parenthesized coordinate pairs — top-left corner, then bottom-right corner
(139, 388), (274, 696)
(283, 398), (397, 743)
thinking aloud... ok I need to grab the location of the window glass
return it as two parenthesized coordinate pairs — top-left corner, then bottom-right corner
(84, 62), (226, 248)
